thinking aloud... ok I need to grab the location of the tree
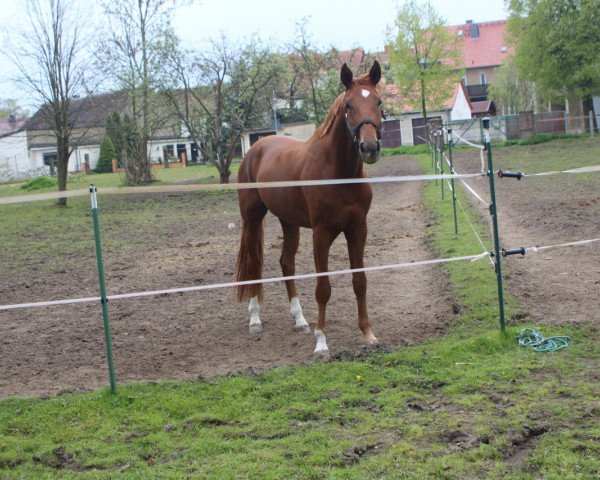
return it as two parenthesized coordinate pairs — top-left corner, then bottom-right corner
(287, 18), (338, 124)
(105, 111), (125, 166)
(387, 0), (462, 119)
(3, 0), (89, 205)
(97, 0), (180, 185)
(507, 0), (600, 101)
(0, 99), (28, 120)
(96, 136), (116, 173)
(488, 55), (537, 114)
(164, 35), (282, 183)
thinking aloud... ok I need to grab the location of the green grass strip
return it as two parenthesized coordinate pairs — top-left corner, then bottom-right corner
(1, 152), (599, 479)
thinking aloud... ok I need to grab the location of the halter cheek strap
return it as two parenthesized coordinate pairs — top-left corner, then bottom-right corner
(344, 112), (382, 147)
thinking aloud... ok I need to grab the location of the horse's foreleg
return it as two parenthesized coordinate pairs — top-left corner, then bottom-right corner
(312, 228), (338, 360)
(280, 221), (310, 333)
(345, 221), (378, 344)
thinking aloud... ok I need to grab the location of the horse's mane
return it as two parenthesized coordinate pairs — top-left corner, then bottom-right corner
(314, 72), (386, 139)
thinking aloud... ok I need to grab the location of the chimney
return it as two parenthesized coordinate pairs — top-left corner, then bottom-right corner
(468, 20), (480, 39)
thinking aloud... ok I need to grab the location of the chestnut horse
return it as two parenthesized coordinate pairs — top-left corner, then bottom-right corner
(236, 61), (384, 360)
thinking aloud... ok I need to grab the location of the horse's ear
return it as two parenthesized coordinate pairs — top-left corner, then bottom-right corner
(369, 60), (382, 86)
(340, 63), (353, 89)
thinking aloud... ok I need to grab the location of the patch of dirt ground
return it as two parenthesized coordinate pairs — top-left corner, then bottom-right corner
(0, 157), (456, 398)
(454, 148), (600, 327)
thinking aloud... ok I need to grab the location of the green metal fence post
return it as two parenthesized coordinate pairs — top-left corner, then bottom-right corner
(439, 130), (445, 201)
(434, 131), (439, 186)
(90, 185), (117, 393)
(447, 128), (459, 236)
(481, 119), (506, 333)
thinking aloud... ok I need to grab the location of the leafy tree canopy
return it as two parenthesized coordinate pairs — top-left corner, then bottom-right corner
(387, 0), (462, 118)
(507, 0), (600, 100)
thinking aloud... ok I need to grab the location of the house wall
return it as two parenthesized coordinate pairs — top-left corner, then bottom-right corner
(148, 138), (191, 164)
(464, 66), (498, 86)
(399, 111), (451, 146)
(241, 122), (316, 156)
(451, 87), (472, 120)
(0, 131), (30, 172)
(278, 122), (315, 141)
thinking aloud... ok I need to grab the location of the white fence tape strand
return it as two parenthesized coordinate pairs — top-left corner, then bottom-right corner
(0, 253), (490, 311)
(0, 173), (486, 205)
(3, 235), (598, 313)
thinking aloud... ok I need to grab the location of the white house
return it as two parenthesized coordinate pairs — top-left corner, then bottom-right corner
(1, 92), (204, 181)
(384, 83), (473, 146)
(240, 121), (316, 156)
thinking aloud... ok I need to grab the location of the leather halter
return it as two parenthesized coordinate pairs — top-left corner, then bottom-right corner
(344, 112), (382, 147)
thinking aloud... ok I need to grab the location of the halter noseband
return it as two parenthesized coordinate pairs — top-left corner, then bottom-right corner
(344, 112), (382, 147)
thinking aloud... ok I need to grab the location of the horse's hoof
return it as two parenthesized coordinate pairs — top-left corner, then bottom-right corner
(313, 349), (331, 362)
(249, 323), (263, 334)
(367, 337), (379, 345)
(294, 324), (311, 334)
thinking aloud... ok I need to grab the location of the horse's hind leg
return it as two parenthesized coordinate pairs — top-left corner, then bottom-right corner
(236, 190), (268, 334)
(279, 220), (310, 334)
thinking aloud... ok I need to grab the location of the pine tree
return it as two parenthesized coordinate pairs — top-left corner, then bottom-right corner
(96, 136), (116, 173)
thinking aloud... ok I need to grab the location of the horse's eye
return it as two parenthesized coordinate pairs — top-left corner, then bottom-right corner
(345, 102), (352, 110)
(377, 99), (383, 106)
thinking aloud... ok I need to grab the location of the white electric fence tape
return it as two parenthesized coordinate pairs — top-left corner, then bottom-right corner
(443, 152), (489, 206)
(0, 173), (486, 205)
(2, 236), (599, 313)
(0, 253), (490, 311)
(449, 130), (486, 173)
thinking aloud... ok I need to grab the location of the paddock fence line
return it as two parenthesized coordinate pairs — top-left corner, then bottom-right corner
(0, 172), (487, 206)
(2, 236), (599, 313)
(2, 120), (600, 393)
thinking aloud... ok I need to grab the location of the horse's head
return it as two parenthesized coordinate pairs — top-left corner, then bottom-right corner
(341, 60), (384, 164)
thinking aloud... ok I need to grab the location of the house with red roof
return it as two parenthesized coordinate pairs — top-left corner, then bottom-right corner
(450, 20), (511, 100)
(381, 82), (473, 146)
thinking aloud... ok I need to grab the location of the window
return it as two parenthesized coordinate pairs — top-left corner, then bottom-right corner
(480, 73), (486, 85)
(162, 144), (175, 162)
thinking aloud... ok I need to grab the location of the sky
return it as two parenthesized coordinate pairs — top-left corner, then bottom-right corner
(172, 0), (508, 51)
(0, 0), (508, 105)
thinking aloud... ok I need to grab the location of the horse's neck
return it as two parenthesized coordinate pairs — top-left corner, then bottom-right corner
(313, 114), (363, 178)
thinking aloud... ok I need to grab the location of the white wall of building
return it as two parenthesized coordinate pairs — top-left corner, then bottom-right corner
(399, 111), (451, 146)
(0, 131), (30, 171)
(451, 86), (473, 120)
(240, 122), (316, 156)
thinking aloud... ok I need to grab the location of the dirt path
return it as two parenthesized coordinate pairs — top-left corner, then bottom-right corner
(454, 148), (600, 327)
(0, 156), (456, 398)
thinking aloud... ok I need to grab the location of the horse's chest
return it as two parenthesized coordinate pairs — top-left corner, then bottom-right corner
(308, 187), (371, 229)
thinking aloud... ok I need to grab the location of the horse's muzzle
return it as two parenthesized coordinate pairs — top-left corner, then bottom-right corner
(359, 140), (380, 164)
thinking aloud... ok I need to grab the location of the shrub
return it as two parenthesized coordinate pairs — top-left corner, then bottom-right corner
(381, 144), (430, 156)
(96, 136), (116, 173)
(20, 176), (57, 191)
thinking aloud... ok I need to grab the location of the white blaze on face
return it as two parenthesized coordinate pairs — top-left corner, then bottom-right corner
(361, 89), (370, 98)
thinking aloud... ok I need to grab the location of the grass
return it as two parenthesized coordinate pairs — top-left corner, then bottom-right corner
(1, 140), (599, 478)
(0, 162), (241, 199)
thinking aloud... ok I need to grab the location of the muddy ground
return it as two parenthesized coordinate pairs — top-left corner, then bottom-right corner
(453, 145), (600, 327)
(1, 157), (457, 398)
(3, 143), (598, 399)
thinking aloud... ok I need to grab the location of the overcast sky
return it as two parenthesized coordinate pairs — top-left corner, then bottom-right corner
(172, 0), (508, 52)
(0, 0), (508, 105)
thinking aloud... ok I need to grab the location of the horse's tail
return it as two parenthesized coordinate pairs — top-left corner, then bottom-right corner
(235, 217), (265, 303)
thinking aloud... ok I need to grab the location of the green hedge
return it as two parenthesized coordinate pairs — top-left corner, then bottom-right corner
(381, 144), (430, 156)
(20, 176), (57, 191)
